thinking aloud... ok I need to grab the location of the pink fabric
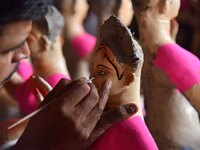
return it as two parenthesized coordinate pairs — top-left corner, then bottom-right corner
(154, 43), (200, 92)
(15, 74), (70, 115)
(17, 60), (33, 80)
(70, 33), (96, 58)
(15, 61), (70, 115)
(89, 116), (158, 150)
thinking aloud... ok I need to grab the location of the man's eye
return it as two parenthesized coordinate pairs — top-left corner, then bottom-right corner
(1, 51), (10, 55)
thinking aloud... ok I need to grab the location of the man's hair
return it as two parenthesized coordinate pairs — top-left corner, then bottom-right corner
(0, 0), (52, 25)
(99, 15), (143, 74)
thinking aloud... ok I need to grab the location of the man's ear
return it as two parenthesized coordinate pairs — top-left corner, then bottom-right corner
(123, 70), (135, 86)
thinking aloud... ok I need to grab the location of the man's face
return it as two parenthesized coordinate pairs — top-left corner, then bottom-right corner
(0, 21), (32, 88)
(90, 46), (128, 96)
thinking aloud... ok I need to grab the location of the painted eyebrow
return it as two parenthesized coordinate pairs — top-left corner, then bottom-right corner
(96, 46), (106, 53)
(104, 53), (124, 80)
(97, 64), (112, 70)
(2, 39), (26, 53)
(96, 46), (124, 80)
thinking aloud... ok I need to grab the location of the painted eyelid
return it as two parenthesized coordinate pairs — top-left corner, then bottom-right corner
(97, 70), (108, 76)
(96, 64), (112, 70)
(98, 70), (105, 73)
(97, 68), (109, 72)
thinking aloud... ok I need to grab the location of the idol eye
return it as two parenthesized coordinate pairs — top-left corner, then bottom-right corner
(97, 70), (106, 76)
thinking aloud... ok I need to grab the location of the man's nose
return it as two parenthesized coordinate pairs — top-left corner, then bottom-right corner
(12, 42), (30, 63)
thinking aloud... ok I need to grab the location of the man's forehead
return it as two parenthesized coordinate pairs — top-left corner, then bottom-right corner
(0, 21), (32, 51)
(0, 21), (31, 33)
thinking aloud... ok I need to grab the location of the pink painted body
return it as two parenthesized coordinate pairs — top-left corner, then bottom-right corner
(70, 33), (96, 58)
(154, 43), (200, 92)
(89, 116), (158, 150)
(15, 60), (70, 114)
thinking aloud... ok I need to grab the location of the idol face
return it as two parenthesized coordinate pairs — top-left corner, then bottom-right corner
(75, 0), (89, 21)
(63, 0), (89, 22)
(132, 0), (180, 19)
(0, 21), (31, 88)
(169, 0), (180, 18)
(90, 45), (133, 96)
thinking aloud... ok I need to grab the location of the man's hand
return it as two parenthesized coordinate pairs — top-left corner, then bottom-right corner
(14, 78), (137, 149)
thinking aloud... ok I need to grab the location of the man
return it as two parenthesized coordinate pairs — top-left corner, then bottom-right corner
(0, 0), (136, 149)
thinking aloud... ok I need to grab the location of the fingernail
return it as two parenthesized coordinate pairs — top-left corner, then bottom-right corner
(126, 104), (137, 114)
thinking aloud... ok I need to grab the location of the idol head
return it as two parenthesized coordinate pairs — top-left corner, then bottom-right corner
(90, 16), (143, 108)
(88, 0), (134, 26)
